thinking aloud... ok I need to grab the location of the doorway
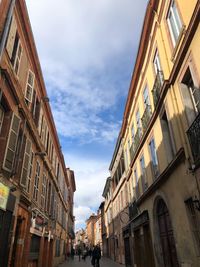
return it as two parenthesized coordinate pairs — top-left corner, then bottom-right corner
(157, 199), (179, 267)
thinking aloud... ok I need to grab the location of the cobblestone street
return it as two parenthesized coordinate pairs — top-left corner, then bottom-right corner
(58, 256), (123, 267)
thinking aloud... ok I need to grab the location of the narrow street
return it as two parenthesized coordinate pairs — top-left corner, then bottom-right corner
(58, 256), (123, 267)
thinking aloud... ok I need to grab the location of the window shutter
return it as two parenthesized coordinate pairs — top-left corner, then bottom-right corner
(6, 15), (17, 59)
(180, 83), (196, 125)
(25, 70), (35, 103)
(20, 138), (31, 188)
(3, 113), (20, 171)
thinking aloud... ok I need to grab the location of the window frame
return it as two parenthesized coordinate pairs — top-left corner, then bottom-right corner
(166, 0), (183, 47)
(33, 161), (40, 201)
(148, 137), (159, 178)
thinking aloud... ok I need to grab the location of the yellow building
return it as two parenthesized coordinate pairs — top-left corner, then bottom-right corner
(103, 0), (200, 267)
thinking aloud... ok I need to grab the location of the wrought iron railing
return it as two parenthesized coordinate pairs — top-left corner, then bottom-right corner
(152, 70), (164, 107)
(187, 112), (200, 164)
(141, 105), (152, 132)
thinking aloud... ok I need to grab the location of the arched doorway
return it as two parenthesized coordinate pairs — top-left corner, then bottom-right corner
(157, 199), (179, 267)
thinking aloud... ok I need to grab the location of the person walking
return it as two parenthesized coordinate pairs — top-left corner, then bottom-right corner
(77, 246), (82, 261)
(91, 245), (101, 267)
(71, 247), (75, 260)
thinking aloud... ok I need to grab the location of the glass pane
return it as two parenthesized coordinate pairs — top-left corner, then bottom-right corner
(169, 13), (179, 42)
(172, 2), (182, 32)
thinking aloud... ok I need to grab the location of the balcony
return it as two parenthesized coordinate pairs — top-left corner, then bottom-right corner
(152, 70), (164, 107)
(141, 105), (152, 132)
(187, 112), (200, 164)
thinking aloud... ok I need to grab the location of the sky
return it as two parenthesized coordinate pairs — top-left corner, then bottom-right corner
(26, 0), (148, 230)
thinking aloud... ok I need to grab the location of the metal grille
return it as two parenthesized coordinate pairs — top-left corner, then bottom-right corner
(187, 112), (200, 164)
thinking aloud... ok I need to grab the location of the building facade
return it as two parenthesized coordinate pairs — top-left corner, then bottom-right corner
(85, 214), (98, 247)
(0, 1), (75, 267)
(102, 0), (200, 267)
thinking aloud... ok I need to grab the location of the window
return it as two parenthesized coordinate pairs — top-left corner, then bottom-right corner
(3, 113), (20, 171)
(0, 106), (4, 134)
(134, 168), (140, 199)
(33, 161), (40, 201)
(160, 111), (175, 163)
(12, 33), (22, 75)
(149, 138), (159, 178)
(143, 86), (150, 108)
(124, 148), (128, 170)
(180, 68), (200, 125)
(153, 49), (162, 74)
(185, 198), (200, 255)
(6, 14), (23, 76)
(131, 123), (135, 140)
(41, 173), (47, 209)
(167, 0), (182, 47)
(25, 70), (35, 105)
(140, 155), (148, 191)
(20, 138), (31, 188)
(136, 109), (142, 136)
(27, 151), (34, 193)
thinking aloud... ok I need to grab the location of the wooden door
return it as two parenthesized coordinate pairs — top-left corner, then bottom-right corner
(157, 199), (179, 267)
(124, 237), (132, 267)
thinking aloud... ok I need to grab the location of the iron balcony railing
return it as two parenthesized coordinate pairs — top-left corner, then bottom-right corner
(187, 112), (200, 164)
(152, 70), (164, 107)
(141, 105), (152, 132)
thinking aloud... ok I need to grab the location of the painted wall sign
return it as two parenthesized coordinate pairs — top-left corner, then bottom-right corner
(0, 182), (10, 211)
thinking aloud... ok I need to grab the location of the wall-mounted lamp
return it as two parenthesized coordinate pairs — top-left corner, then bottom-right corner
(42, 96), (50, 103)
(193, 196), (200, 211)
(10, 186), (17, 192)
(35, 151), (47, 157)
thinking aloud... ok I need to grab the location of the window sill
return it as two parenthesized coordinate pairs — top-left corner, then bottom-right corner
(171, 25), (186, 62)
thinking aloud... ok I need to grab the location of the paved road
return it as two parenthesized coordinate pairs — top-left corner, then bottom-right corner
(58, 256), (123, 267)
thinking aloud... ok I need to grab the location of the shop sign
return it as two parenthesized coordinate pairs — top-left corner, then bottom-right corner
(0, 182), (9, 211)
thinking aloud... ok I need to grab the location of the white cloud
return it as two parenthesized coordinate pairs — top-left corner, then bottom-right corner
(26, 0), (148, 227)
(64, 153), (109, 229)
(74, 206), (95, 230)
(26, 0), (148, 143)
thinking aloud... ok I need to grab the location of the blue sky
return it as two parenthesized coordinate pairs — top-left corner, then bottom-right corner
(26, 0), (148, 229)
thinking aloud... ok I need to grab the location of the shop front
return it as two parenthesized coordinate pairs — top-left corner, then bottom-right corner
(0, 182), (16, 267)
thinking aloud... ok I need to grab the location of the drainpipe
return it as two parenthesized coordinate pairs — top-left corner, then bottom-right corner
(0, 0), (16, 63)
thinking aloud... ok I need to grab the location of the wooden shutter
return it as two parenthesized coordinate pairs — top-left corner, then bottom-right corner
(20, 138), (31, 188)
(180, 82), (196, 125)
(31, 90), (36, 116)
(3, 113), (20, 171)
(25, 70), (35, 103)
(6, 15), (17, 59)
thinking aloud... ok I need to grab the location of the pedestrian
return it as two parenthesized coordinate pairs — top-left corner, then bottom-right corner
(71, 247), (75, 260)
(77, 246), (82, 261)
(82, 247), (87, 261)
(91, 245), (101, 267)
